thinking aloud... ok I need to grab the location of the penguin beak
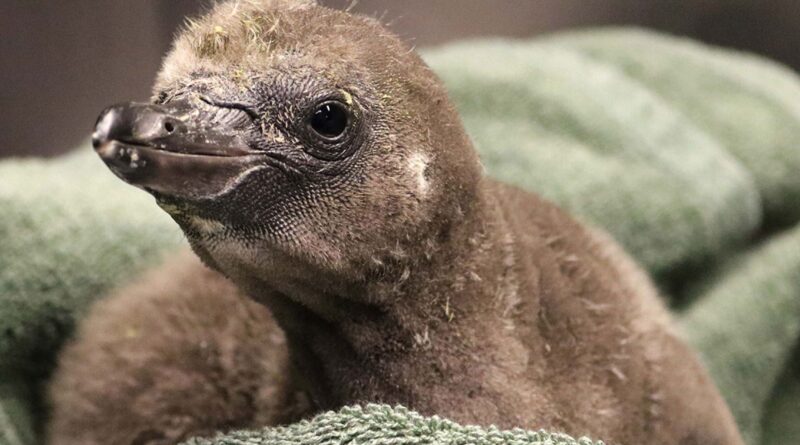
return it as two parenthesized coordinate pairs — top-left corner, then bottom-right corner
(92, 100), (262, 200)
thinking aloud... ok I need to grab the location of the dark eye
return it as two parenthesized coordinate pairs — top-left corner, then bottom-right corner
(309, 101), (349, 140)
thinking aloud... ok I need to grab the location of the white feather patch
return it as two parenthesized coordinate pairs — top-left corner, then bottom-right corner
(190, 217), (226, 234)
(408, 152), (430, 196)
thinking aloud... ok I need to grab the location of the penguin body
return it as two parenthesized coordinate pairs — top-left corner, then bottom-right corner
(51, 1), (744, 444)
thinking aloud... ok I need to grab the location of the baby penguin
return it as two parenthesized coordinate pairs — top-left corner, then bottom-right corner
(51, 0), (744, 444)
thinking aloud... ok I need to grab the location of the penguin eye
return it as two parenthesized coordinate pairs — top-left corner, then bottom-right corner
(308, 101), (350, 140)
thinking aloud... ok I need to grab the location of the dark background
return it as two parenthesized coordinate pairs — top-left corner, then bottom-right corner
(2, 0), (799, 158)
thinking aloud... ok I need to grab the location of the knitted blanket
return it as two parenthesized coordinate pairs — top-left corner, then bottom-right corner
(2, 28), (800, 445)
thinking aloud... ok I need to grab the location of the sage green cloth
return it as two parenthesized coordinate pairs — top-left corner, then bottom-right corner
(2, 28), (800, 445)
(0, 373), (37, 445)
(427, 38), (761, 276)
(681, 225), (800, 445)
(543, 29), (800, 230)
(182, 405), (602, 445)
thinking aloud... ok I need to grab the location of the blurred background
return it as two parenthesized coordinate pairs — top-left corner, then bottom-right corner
(2, 0), (799, 159)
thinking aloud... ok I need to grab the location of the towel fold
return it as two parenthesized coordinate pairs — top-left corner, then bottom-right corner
(181, 405), (602, 445)
(681, 224), (800, 445)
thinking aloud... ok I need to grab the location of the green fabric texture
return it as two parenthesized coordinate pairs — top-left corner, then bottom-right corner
(681, 225), (800, 445)
(0, 153), (182, 445)
(761, 351), (800, 445)
(0, 373), (36, 445)
(2, 28), (800, 444)
(542, 29), (800, 229)
(182, 405), (603, 445)
(425, 39), (762, 276)
(0, 152), (181, 371)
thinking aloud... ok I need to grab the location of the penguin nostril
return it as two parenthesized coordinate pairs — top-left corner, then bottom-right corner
(164, 122), (175, 134)
(91, 132), (102, 149)
(92, 106), (120, 150)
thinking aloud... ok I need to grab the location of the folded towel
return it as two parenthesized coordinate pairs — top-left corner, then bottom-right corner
(0, 373), (36, 445)
(181, 405), (601, 445)
(761, 352), (800, 445)
(544, 28), (800, 230)
(2, 27), (800, 445)
(425, 39), (761, 276)
(681, 224), (800, 445)
(0, 152), (180, 371)
(0, 152), (179, 445)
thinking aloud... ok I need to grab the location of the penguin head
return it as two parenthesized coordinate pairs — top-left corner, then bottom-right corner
(93, 0), (481, 282)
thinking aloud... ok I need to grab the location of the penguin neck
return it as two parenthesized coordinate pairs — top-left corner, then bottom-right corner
(248, 180), (516, 411)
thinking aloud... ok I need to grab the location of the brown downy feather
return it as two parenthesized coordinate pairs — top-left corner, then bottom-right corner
(47, 250), (309, 445)
(50, 1), (744, 444)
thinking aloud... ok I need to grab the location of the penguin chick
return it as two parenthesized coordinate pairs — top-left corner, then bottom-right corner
(89, 1), (744, 443)
(47, 250), (309, 445)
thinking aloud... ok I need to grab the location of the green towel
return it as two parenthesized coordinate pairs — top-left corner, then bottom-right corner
(0, 373), (37, 445)
(2, 28), (800, 445)
(681, 225), (800, 445)
(762, 351), (800, 445)
(543, 28), (800, 230)
(0, 152), (180, 370)
(181, 405), (602, 445)
(0, 153), (180, 445)
(425, 40), (761, 276)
